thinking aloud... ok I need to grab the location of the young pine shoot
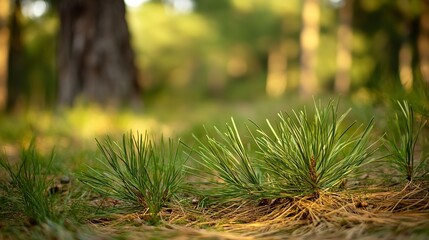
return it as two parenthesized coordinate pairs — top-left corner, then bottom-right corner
(79, 132), (186, 225)
(384, 100), (428, 181)
(0, 141), (58, 224)
(254, 100), (377, 196)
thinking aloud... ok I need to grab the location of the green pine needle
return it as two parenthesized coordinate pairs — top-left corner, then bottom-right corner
(189, 118), (264, 202)
(384, 100), (428, 181)
(0, 141), (60, 224)
(190, 100), (377, 202)
(79, 131), (186, 225)
(253, 99), (377, 196)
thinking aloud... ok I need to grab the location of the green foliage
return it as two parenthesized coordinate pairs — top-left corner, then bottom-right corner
(190, 118), (264, 201)
(79, 132), (186, 225)
(191, 100), (377, 201)
(384, 100), (428, 181)
(254, 100), (377, 196)
(0, 141), (58, 224)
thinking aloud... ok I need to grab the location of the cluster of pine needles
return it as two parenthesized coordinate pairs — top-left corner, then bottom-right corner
(84, 100), (429, 239)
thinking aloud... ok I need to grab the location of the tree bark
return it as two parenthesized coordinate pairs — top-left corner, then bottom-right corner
(57, 0), (139, 107)
(299, 0), (320, 98)
(0, 0), (10, 111)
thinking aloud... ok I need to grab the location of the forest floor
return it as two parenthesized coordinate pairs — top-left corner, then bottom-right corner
(2, 180), (428, 239)
(90, 183), (429, 239)
(1, 94), (428, 239)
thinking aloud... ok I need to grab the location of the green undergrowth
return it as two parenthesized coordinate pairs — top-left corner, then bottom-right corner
(79, 132), (187, 225)
(384, 100), (429, 181)
(187, 100), (379, 202)
(0, 141), (87, 227)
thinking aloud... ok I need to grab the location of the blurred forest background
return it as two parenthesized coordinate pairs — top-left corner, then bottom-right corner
(0, 0), (428, 143)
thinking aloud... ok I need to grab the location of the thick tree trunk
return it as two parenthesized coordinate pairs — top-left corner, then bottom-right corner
(57, 0), (139, 106)
(0, 0), (10, 111)
(335, 0), (353, 95)
(299, 0), (320, 98)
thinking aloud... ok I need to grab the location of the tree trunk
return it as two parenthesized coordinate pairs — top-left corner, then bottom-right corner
(299, 0), (320, 98)
(335, 0), (353, 94)
(7, 0), (25, 110)
(57, 0), (139, 107)
(418, 0), (429, 83)
(0, 0), (10, 111)
(266, 44), (287, 98)
(395, 0), (414, 92)
(399, 39), (413, 91)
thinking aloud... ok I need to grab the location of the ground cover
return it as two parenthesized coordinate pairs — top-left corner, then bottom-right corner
(0, 96), (428, 239)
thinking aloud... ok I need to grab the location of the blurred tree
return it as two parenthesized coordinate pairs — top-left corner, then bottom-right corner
(419, 0), (429, 83)
(57, 0), (139, 106)
(300, 0), (320, 98)
(335, 0), (353, 94)
(397, 0), (418, 92)
(352, 1), (402, 92)
(7, 0), (26, 110)
(0, 0), (10, 111)
(266, 44), (287, 98)
(193, 0), (300, 98)
(351, 0), (428, 95)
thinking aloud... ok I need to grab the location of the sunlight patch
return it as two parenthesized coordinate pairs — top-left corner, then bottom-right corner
(124, 0), (149, 8)
(22, 0), (48, 18)
(168, 0), (194, 13)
